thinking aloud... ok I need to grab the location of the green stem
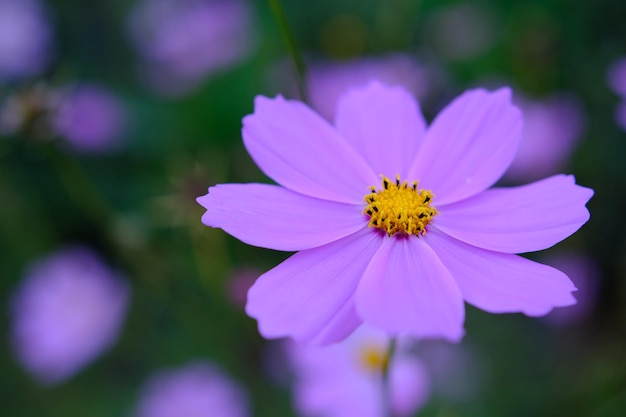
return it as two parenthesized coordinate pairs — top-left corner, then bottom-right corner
(46, 146), (151, 283)
(47, 146), (112, 224)
(382, 337), (398, 417)
(267, 0), (309, 103)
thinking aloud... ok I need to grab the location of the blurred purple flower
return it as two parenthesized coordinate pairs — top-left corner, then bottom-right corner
(607, 57), (626, 97)
(288, 326), (430, 417)
(52, 85), (127, 153)
(615, 101), (626, 131)
(0, 0), (52, 80)
(505, 94), (585, 182)
(306, 55), (431, 121)
(607, 58), (626, 131)
(134, 361), (249, 417)
(198, 82), (593, 345)
(127, 0), (255, 95)
(10, 247), (129, 385)
(542, 253), (600, 326)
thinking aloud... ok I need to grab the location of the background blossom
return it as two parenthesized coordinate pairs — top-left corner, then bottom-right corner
(10, 247), (129, 385)
(504, 94), (585, 182)
(52, 84), (128, 153)
(607, 58), (626, 97)
(0, 0), (52, 80)
(127, 0), (255, 95)
(306, 55), (432, 121)
(607, 57), (626, 131)
(133, 361), (249, 417)
(288, 325), (430, 417)
(542, 252), (600, 326)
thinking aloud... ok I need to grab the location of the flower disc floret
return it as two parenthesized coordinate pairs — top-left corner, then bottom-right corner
(364, 175), (437, 237)
(359, 344), (388, 373)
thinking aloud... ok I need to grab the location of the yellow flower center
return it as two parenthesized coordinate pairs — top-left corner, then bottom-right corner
(364, 175), (437, 237)
(359, 345), (388, 373)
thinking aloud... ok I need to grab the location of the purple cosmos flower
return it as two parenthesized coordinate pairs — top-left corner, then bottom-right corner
(52, 84), (127, 153)
(197, 82), (593, 345)
(306, 55), (431, 121)
(10, 247), (129, 385)
(505, 95), (585, 182)
(288, 325), (429, 417)
(133, 361), (249, 417)
(127, 0), (254, 95)
(0, 0), (52, 80)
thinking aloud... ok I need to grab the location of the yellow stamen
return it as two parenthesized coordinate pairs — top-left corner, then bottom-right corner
(359, 345), (388, 372)
(363, 174), (437, 237)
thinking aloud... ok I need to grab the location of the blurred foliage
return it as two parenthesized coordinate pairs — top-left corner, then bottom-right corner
(1, 0), (626, 416)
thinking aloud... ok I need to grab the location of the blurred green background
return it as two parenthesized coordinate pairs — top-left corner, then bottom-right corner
(1, 0), (625, 416)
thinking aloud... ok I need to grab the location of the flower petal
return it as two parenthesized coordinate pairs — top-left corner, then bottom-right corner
(197, 183), (366, 251)
(243, 95), (378, 204)
(408, 88), (522, 205)
(425, 229), (577, 316)
(356, 236), (465, 341)
(294, 360), (380, 417)
(391, 357), (430, 417)
(334, 82), (427, 177)
(246, 229), (383, 346)
(434, 175), (593, 253)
